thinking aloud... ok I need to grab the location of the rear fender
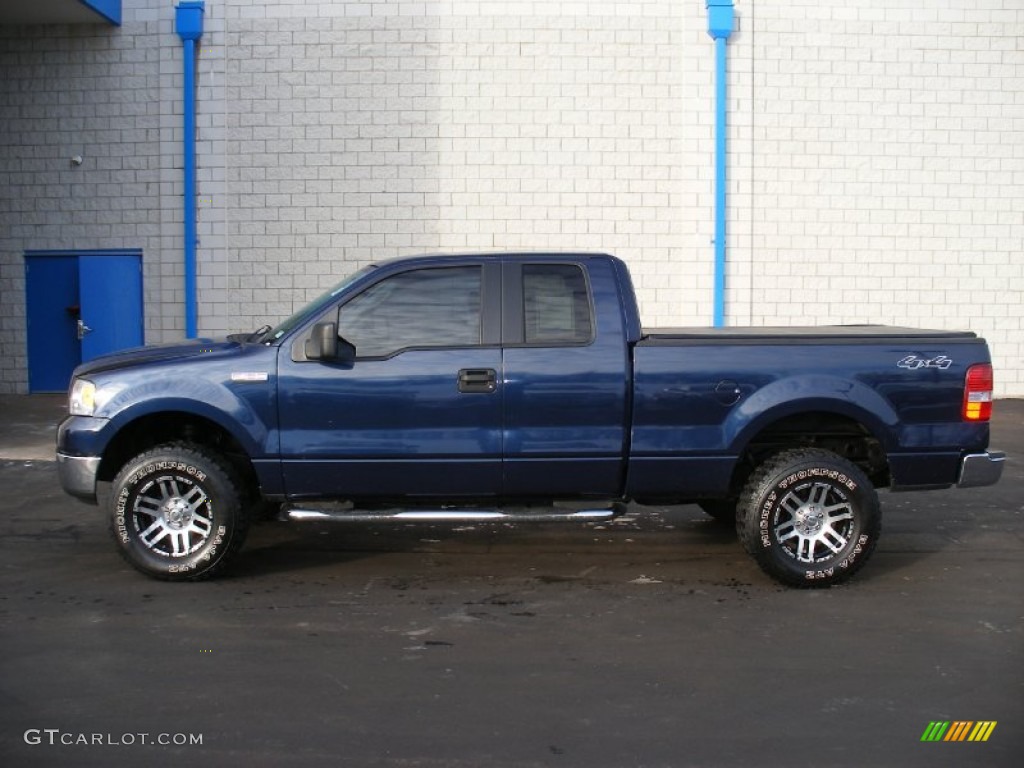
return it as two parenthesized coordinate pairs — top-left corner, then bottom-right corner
(725, 375), (899, 456)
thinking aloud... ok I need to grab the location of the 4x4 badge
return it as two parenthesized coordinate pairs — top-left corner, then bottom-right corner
(898, 355), (953, 370)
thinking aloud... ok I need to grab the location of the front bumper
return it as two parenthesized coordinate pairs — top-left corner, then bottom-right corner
(957, 450), (1005, 489)
(57, 453), (101, 502)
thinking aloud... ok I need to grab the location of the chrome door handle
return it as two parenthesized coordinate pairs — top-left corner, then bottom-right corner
(77, 319), (93, 340)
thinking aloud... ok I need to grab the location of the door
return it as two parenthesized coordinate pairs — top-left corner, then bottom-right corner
(78, 253), (144, 361)
(501, 259), (631, 497)
(25, 250), (144, 392)
(277, 262), (504, 500)
(25, 255), (80, 392)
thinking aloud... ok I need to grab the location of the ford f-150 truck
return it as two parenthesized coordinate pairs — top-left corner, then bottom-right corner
(56, 253), (1004, 587)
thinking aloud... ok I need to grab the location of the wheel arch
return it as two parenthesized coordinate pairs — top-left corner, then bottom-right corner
(96, 408), (260, 499)
(723, 377), (900, 493)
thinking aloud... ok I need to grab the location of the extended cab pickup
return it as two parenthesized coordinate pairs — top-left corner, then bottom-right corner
(57, 253), (1004, 586)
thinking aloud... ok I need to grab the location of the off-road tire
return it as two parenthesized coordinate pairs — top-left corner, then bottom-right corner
(109, 443), (249, 581)
(737, 449), (881, 588)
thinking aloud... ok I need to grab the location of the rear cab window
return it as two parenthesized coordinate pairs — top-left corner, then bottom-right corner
(522, 263), (594, 345)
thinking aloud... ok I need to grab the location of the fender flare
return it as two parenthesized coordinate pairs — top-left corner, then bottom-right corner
(723, 375), (900, 458)
(99, 380), (271, 459)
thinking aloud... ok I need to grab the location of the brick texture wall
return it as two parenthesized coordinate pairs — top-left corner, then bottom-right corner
(1, 0), (1021, 394)
(731, 0), (1023, 395)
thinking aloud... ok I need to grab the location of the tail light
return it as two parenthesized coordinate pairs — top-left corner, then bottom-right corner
(963, 364), (993, 422)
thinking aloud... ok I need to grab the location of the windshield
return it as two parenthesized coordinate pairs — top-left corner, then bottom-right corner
(266, 265), (377, 343)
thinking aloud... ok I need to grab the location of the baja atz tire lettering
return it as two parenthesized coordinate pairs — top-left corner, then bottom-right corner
(201, 527), (227, 562)
(837, 534), (870, 571)
(804, 568), (835, 581)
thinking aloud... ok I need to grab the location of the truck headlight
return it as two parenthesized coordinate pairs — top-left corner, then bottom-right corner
(69, 379), (97, 416)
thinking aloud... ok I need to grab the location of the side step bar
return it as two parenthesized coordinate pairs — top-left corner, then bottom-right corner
(283, 503), (626, 524)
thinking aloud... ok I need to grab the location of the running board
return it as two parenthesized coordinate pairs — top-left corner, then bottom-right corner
(283, 503), (625, 524)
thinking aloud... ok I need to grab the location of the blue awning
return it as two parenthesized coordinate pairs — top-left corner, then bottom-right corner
(0, 0), (120, 26)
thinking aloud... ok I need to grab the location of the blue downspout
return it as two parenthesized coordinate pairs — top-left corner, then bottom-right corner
(706, 0), (734, 328)
(175, 2), (204, 339)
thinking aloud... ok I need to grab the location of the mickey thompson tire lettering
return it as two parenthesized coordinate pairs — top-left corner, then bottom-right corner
(109, 442), (249, 582)
(737, 448), (881, 588)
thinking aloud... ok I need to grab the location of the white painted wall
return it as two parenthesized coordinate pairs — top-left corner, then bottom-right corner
(1, 1), (1021, 394)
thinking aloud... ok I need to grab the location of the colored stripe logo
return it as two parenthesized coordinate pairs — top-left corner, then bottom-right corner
(921, 721), (997, 742)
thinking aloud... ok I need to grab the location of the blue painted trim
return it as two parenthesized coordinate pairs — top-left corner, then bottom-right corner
(706, 0), (734, 328)
(26, 249), (142, 257)
(712, 36), (728, 328)
(175, 2), (205, 339)
(175, 1), (205, 40)
(79, 0), (121, 26)
(182, 36), (198, 339)
(706, 0), (735, 39)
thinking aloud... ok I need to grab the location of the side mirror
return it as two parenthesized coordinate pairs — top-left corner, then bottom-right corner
(305, 322), (339, 360)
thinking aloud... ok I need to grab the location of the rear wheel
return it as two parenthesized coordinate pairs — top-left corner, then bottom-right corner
(109, 443), (249, 581)
(737, 449), (881, 588)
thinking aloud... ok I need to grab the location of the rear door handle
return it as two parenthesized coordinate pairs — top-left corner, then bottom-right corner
(458, 368), (497, 394)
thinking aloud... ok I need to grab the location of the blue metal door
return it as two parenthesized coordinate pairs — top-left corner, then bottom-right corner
(25, 255), (81, 392)
(78, 252), (144, 361)
(25, 250), (144, 392)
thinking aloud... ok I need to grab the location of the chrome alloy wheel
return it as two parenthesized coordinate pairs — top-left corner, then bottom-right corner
(773, 481), (855, 564)
(131, 475), (214, 558)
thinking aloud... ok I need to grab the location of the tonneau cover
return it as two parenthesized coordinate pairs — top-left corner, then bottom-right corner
(640, 325), (978, 344)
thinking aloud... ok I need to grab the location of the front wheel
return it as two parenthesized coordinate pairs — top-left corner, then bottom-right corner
(109, 443), (249, 581)
(737, 449), (881, 588)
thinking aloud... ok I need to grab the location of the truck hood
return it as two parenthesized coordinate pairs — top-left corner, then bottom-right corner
(74, 339), (246, 378)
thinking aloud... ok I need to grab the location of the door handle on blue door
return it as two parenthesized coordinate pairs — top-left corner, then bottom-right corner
(458, 368), (497, 394)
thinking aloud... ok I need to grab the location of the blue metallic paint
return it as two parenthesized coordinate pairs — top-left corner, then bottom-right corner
(57, 252), (997, 507)
(501, 256), (631, 497)
(628, 338), (991, 494)
(277, 346), (504, 498)
(275, 257), (505, 498)
(60, 341), (278, 462)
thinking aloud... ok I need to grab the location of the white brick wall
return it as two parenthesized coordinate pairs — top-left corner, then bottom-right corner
(728, 0), (1024, 394)
(222, 1), (697, 326)
(1, 0), (1022, 395)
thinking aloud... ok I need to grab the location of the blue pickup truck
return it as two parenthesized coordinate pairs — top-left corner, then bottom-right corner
(57, 252), (1004, 587)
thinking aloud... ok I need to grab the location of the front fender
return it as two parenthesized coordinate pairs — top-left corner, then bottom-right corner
(63, 375), (275, 460)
